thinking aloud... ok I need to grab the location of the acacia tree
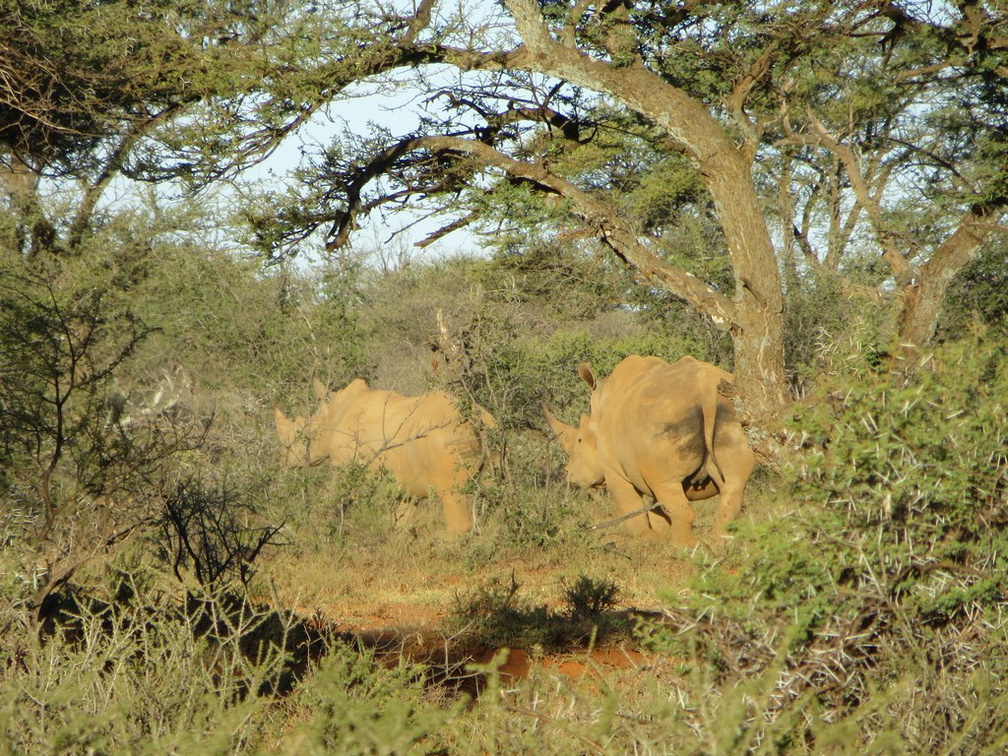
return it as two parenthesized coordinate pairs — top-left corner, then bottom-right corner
(0, 0), (415, 257)
(4, 1), (1004, 450)
(246, 0), (1007, 448)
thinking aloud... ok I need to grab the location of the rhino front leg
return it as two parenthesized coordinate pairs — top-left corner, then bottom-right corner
(604, 474), (653, 536)
(440, 490), (473, 534)
(651, 481), (697, 547)
(644, 506), (673, 535)
(394, 499), (418, 527)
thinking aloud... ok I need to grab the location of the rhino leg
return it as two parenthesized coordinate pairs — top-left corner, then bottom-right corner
(604, 475), (653, 536)
(711, 434), (756, 538)
(712, 468), (750, 537)
(713, 490), (743, 538)
(651, 480), (698, 546)
(440, 490), (473, 534)
(394, 499), (418, 527)
(644, 507), (673, 535)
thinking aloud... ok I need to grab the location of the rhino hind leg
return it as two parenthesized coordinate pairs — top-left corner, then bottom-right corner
(713, 487), (744, 538)
(440, 490), (473, 534)
(711, 433), (756, 538)
(711, 466), (752, 537)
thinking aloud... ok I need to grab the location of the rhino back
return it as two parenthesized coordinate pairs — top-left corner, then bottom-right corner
(592, 356), (711, 479)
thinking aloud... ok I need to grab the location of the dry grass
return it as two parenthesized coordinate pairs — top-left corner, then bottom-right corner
(255, 474), (785, 641)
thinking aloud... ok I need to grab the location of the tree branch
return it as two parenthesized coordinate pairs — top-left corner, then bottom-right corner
(896, 204), (1007, 365)
(781, 101), (915, 286)
(726, 44), (777, 156)
(346, 132), (740, 329)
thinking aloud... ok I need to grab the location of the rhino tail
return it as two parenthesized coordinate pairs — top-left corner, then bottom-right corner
(702, 388), (726, 486)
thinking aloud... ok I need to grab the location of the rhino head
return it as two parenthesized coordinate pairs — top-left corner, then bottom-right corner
(274, 407), (311, 467)
(543, 405), (605, 489)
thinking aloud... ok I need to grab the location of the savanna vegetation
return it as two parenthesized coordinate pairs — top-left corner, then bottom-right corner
(2, 1), (1007, 753)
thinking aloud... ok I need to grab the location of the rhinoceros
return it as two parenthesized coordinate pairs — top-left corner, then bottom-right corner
(544, 355), (755, 544)
(275, 378), (494, 534)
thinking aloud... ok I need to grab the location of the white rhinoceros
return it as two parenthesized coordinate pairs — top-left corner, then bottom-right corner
(545, 355), (755, 544)
(276, 378), (494, 533)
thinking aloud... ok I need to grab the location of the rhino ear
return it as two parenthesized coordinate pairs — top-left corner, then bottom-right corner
(577, 362), (596, 390)
(312, 378), (328, 401)
(345, 377), (368, 392)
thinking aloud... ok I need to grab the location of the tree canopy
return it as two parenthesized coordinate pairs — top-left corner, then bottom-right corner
(2, 0), (1006, 442)
(229, 1), (1004, 436)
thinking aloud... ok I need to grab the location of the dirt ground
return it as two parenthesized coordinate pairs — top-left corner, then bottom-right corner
(255, 505), (736, 694)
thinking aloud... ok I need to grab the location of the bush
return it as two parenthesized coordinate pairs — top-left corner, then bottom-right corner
(645, 329), (1008, 752)
(0, 566), (462, 755)
(281, 641), (457, 755)
(0, 578), (283, 754)
(156, 477), (285, 588)
(449, 572), (633, 652)
(0, 255), (209, 618)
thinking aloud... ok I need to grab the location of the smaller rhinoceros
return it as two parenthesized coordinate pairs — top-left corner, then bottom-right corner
(275, 378), (494, 534)
(545, 355), (755, 544)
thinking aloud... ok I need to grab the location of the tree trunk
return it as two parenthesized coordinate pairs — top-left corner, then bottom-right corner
(504, 0), (791, 438)
(893, 208), (1003, 373)
(703, 148), (789, 428)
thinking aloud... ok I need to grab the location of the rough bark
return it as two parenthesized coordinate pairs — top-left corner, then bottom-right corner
(894, 207), (1005, 372)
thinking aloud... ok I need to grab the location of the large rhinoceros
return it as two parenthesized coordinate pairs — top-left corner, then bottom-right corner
(275, 378), (494, 534)
(544, 355), (755, 544)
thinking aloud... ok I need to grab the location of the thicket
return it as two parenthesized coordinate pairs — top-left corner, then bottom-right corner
(647, 327), (1008, 752)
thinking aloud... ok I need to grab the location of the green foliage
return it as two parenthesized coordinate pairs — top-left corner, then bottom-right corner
(782, 266), (887, 385)
(475, 240), (631, 321)
(941, 238), (1008, 339)
(483, 479), (579, 552)
(283, 643), (456, 755)
(0, 581), (282, 754)
(315, 462), (402, 545)
(0, 251), (201, 613)
(0, 0), (339, 190)
(125, 243), (365, 398)
(649, 330), (1008, 752)
(798, 331), (1007, 556)
(270, 460), (406, 559)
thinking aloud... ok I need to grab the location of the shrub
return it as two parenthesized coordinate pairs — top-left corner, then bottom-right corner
(156, 477), (285, 588)
(644, 329), (1008, 752)
(281, 641), (458, 755)
(562, 574), (620, 620)
(0, 578), (284, 754)
(449, 573), (633, 653)
(0, 256), (210, 619)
